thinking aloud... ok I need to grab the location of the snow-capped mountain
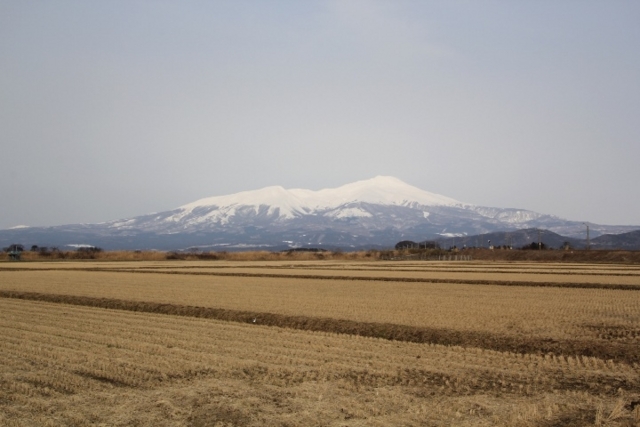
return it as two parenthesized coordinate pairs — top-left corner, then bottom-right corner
(152, 176), (461, 229)
(1, 176), (638, 250)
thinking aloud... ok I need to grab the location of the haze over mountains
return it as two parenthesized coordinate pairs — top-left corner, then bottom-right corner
(1, 176), (638, 251)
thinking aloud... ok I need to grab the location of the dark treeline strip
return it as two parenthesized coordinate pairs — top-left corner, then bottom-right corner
(1, 290), (638, 365)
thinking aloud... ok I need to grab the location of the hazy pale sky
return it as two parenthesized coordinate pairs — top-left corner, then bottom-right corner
(1, 1), (639, 229)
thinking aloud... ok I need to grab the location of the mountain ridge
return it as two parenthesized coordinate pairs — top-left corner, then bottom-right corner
(179, 176), (461, 217)
(1, 176), (638, 251)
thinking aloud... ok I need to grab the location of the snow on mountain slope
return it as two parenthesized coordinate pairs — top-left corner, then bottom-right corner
(178, 185), (309, 220)
(144, 176), (465, 229)
(179, 176), (460, 217)
(116, 176), (583, 237)
(291, 176), (461, 209)
(469, 206), (548, 224)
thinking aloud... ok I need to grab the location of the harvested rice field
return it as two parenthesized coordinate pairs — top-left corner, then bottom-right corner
(1, 260), (639, 426)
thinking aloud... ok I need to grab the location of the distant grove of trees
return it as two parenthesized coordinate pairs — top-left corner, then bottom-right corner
(3, 244), (102, 259)
(393, 240), (570, 251)
(520, 242), (548, 250)
(3, 244), (25, 252)
(394, 241), (439, 250)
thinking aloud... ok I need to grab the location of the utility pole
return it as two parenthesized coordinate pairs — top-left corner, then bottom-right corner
(583, 223), (590, 250)
(538, 229), (541, 250)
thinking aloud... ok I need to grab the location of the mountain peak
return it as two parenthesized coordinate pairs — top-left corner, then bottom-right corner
(181, 176), (461, 216)
(315, 176), (462, 208)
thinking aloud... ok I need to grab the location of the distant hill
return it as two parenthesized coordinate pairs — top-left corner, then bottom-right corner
(431, 228), (583, 250)
(428, 228), (640, 251)
(591, 229), (640, 250)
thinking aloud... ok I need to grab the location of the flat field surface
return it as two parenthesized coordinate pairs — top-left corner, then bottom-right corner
(1, 260), (639, 426)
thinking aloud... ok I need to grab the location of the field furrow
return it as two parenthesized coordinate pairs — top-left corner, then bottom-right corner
(1, 298), (639, 426)
(1, 260), (640, 426)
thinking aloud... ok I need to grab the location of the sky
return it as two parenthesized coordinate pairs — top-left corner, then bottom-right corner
(1, 0), (639, 229)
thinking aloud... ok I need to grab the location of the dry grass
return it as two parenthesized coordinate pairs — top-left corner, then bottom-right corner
(1, 260), (640, 426)
(1, 298), (639, 426)
(109, 266), (640, 286)
(3, 289), (639, 365)
(1, 264), (639, 344)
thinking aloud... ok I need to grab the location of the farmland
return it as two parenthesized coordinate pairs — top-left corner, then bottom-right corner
(1, 259), (639, 426)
